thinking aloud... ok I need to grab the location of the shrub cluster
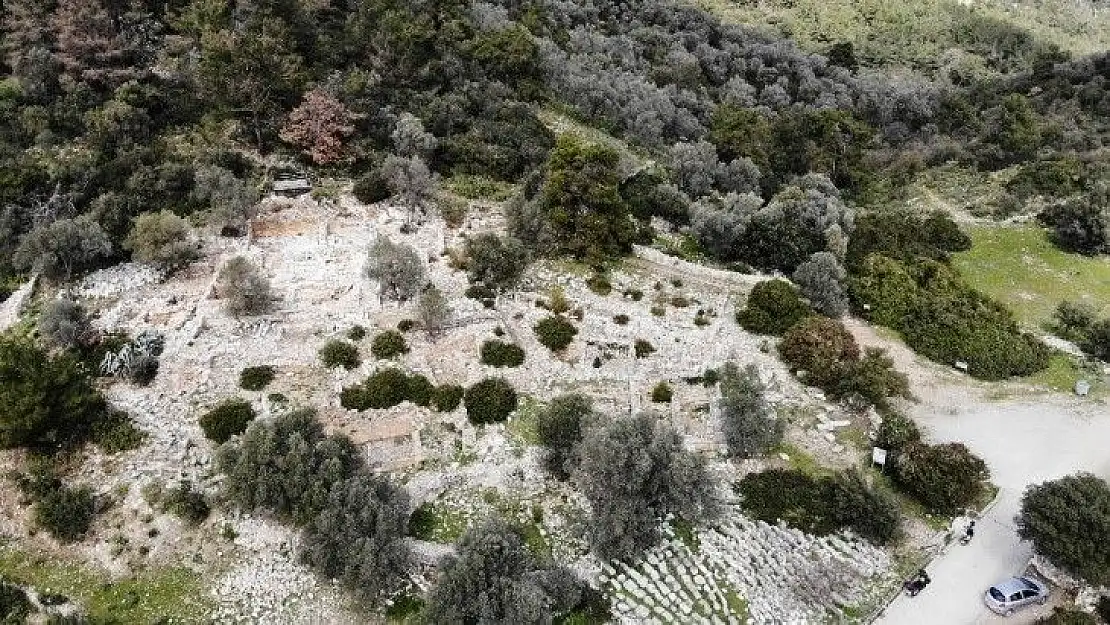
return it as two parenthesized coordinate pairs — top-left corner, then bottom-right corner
(1052, 301), (1110, 363)
(719, 362), (784, 459)
(91, 409), (146, 454)
(779, 317), (910, 408)
(534, 316), (578, 352)
(480, 340), (526, 368)
(1018, 473), (1110, 585)
(199, 399), (257, 443)
(239, 365), (276, 391)
(160, 481), (211, 525)
(651, 382), (673, 403)
(217, 409), (411, 600)
(319, 339), (361, 370)
(34, 484), (96, 543)
(370, 330), (409, 360)
(894, 442), (990, 515)
(340, 369), (459, 412)
(850, 255), (1050, 379)
(463, 377), (518, 425)
(736, 280), (811, 336)
(736, 468), (902, 545)
(0, 337), (106, 450)
(536, 393), (593, 480)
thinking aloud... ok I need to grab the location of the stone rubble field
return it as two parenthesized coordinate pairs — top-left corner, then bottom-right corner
(54, 195), (896, 622)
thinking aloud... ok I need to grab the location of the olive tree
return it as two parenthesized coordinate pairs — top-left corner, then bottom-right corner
(364, 236), (425, 302)
(424, 518), (582, 624)
(718, 362), (784, 458)
(124, 210), (197, 273)
(575, 412), (720, 560)
(792, 252), (849, 317)
(216, 257), (272, 317)
(13, 215), (111, 280)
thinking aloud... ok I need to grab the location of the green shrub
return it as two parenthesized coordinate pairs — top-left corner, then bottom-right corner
(736, 468), (901, 544)
(736, 280), (811, 336)
(407, 502), (439, 540)
(1082, 319), (1110, 363)
(586, 274), (612, 295)
(0, 580), (32, 622)
(779, 317), (859, 388)
(634, 339), (656, 358)
(353, 168), (390, 204)
(397, 319), (417, 333)
(613, 314), (630, 325)
(1052, 301), (1095, 342)
(371, 330), (409, 360)
(650, 305), (666, 317)
(342, 368), (410, 410)
(347, 325), (367, 341)
(623, 288), (644, 301)
(0, 337), (106, 450)
(432, 384), (465, 412)
(34, 484), (95, 543)
(464, 378), (518, 425)
(405, 374), (435, 407)
(536, 393), (592, 480)
(239, 365), (276, 391)
(851, 255), (1050, 380)
(161, 481), (210, 525)
(534, 316), (577, 352)
(1097, 595), (1110, 624)
(894, 442), (989, 515)
(91, 409), (145, 454)
(465, 284), (496, 308)
(1018, 474), (1110, 585)
(836, 348), (911, 409)
(651, 382), (673, 403)
(319, 340), (361, 370)
(876, 411), (921, 453)
(199, 399), (257, 443)
(480, 340), (526, 367)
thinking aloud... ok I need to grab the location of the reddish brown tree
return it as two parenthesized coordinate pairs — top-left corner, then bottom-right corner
(279, 89), (356, 165)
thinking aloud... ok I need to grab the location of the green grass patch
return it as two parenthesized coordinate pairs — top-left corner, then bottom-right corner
(723, 585), (750, 620)
(407, 502), (470, 543)
(445, 174), (517, 202)
(506, 395), (543, 448)
(774, 442), (830, 478)
(0, 546), (208, 622)
(1020, 351), (1107, 397)
(952, 225), (1110, 330)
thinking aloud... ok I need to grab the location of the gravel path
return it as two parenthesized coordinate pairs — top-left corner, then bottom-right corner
(845, 319), (1110, 624)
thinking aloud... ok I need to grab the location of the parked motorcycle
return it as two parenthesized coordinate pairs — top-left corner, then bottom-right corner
(903, 569), (931, 597)
(959, 520), (976, 545)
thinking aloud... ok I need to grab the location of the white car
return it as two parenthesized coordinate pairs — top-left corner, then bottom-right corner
(984, 576), (1049, 616)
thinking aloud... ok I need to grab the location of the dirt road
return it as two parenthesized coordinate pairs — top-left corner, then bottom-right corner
(844, 320), (1110, 625)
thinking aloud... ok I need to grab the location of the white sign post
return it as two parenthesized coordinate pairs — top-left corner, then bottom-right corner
(872, 447), (888, 472)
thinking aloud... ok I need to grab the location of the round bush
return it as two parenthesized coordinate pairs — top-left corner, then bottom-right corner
(406, 374), (435, 407)
(34, 485), (95, 543)
(876, 411), (921, 452)
(480, 340), (526, 367)
(432, 384), (465, 412)
(651, 382), (673, 403)
(371, 330), (409, 360)
(347, 325), (367, 341)
(0, 581), (31, 622)
(778, 316), (860, 389)
(534, 316), (577, 352)
(345, 368), (411, 410)
(319, 340), (361, 370)
(736, 280), (812, 336)
(634, 339), (656, 358)
(199, 399), (257, 443)
(239, 365), (276, 391)
(353, 168), (390, 204)
(1018, 474), (1110, 585)
(613, 314), (630, 325)
(894, 442), (989, 515)
(464, 378), (518, 425)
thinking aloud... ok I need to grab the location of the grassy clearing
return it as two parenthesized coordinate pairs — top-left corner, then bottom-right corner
(774, 442), (829, 477)
(1017, 351), (1107, 397)
(506, 395), (543, 448)
(694, 0), (1110, 71)
(951, 224), (1110, 329)
(0, 545), (208, 623)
